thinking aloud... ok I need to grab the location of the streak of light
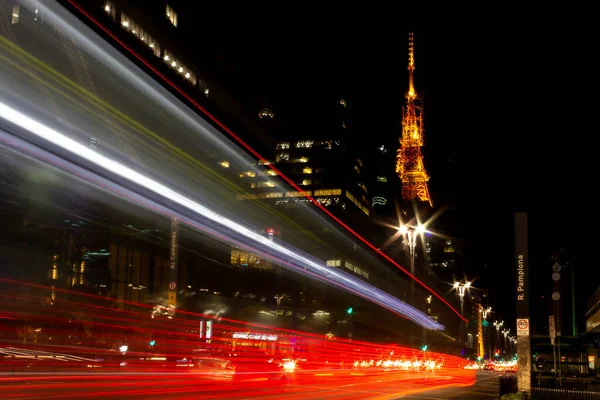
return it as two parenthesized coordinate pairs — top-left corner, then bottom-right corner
(30, 0), (466, 322)
(0, 104), (442, 330)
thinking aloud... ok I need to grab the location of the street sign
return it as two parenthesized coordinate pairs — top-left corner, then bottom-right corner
(552, 262), (561, 272)
(552, 292), (561, 301)
(549, 315), (556, 339)
(167, 291), (177, 307)
(517, 318), (530, 336)
(552, 272), (561, 281)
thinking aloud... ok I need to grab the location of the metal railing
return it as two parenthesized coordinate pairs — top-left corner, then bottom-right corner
(531, 378), (600, 400)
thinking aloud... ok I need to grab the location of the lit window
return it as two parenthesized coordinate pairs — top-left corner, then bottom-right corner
(313, 189), (341, 196)
(362, 271), (369, 279)
(302, 167), (312, 174)
(377, 176), (387, 182)
(219, 161), (229, 168)
(120, 12), (130, 28)
(345, 261), (353, 271)
(258, 108), (275, 119)
(326, 259), (341, 267)
(300, 179), (312, 186)
(276, 152), (290, 163)
(166, 5), (178, 27)
(315, 197), (339, 206)
(286, 191), (312, 197)
(204, 88), (210, 96)
(266, 170), (278, 176)
(256, 181), (276, 188)
(11, 4), (19, 24)
(340, 99), (347, 107)
(276, 142), (290, 150)
(295, 140), (314, 148)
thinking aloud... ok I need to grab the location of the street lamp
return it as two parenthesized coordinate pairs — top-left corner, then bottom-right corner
(398, 223), (426, 307)
(453, 280), (471, 345)
(502, 329), (510, 357)
(481, 307), (492, 320)
(398, 223), (426, 347)
(480, 306), (492, 359)
(453, 281), (471, 315)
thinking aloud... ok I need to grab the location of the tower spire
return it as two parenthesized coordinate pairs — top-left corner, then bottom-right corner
(408, 32), (416, 99)
(396, 32), (433, 207)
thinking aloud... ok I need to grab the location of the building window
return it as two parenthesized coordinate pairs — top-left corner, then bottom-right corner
(230, 250), (240, 265)
(285, 191), (312, 197)
(166, 4), (177, 27)
(340, 99), (347, 108)
(295, 140), (314, 148)
(219, 161), (229, 168)
(276, 142), (290, 150)
(258, 108), (275, 119)
(104, 2), (115, 19)
(313, 189), (342, 196)
(276, 152), (290, 162)
(345, 191), (370, 216)
(377, 176), (387, 182)
(326, 259), (341, 267)
(315, 197), (339, 206)
(11, 4), (19, 24)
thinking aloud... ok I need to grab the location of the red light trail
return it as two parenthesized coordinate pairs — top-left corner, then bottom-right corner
(0, 280), (475, 399)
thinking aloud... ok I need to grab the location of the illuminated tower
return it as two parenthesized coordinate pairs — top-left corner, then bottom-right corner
(396, 33), (432, 206)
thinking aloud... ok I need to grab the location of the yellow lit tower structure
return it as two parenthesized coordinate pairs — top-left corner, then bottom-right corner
(396, 32), (433, 206)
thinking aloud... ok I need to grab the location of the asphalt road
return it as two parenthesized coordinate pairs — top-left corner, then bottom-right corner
(0, 369), (477, 399)
(397, 371), (505, 399)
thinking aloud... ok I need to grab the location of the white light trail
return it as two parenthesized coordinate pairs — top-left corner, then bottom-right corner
(0, 101), (443, 330)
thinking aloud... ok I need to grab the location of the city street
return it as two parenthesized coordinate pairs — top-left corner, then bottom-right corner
(398, 371), (503, 399)
(0, 369), (476, 399)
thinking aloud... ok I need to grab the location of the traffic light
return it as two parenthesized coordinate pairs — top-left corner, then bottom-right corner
(149, 340), (155, 347)
(421, 345), (428, 351)
(346, 307), (353, 315)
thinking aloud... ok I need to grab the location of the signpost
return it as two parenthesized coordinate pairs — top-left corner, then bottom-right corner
(517, 318), (529, 336)
(167, 217), (179, 313)
(550, 315), (557, 375)
(515, 213), (531, 393)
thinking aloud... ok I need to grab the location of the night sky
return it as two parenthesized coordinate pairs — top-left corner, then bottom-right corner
(172, 6), (598, 329)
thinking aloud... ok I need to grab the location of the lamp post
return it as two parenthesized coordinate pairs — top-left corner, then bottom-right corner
(453, 280), (471, 346)
(398, 223), (426, 346)
(398, 223), (426, 306)
(502, 329), (510, 358)
(481, 306), (492, 359)
(493, 320), (503, 355)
